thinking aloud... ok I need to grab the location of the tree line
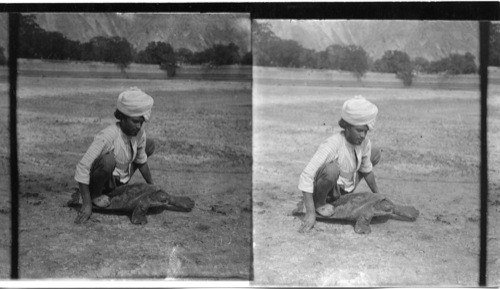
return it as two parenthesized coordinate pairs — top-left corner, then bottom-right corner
(9, 14), (252, 77)
(254, 22), (500, 86)
(1, 16), (500, 85)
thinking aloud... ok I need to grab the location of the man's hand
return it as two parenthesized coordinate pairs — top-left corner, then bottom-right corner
(362, 171), (380, 194)
(74, 203), (92, 224)
(75, 182), (92, 224)
(137, 162), (154, 185)
(299, 192), (317, 233)
(298, 212), (316, 233)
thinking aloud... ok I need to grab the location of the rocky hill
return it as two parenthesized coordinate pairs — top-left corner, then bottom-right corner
(260, 20), (479, 62)
(0, 13), (251, 54)
(0, 16), (480, 63)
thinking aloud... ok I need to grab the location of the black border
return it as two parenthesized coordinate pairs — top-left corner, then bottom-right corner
(5, 1), (499, 285)
(0, 2), (497, 20)
(479, 21), (489, 287)
(8, 12), (19, 280)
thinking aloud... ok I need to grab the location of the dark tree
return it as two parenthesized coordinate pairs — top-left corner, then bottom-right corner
(268, 39), (303, 68)
(80, 36), (133, 72)
(373, 50), (414, 86)
(240, 51), (252, 65)
(211, 42), (241, 65)
(78, 36), (135, 73)
(314, 50), (330, 69)
(40, 31), (73, 60)
(427, 52), (477, 74)
(373, 50), (412, 73)
(19, 14), (46, 58)
(109, 37), (134, 72)
(176, 47), (194, 65)
(297, 48), (316, 68)
(253, 21), (280, 66)
(396, 62), (415, 86)
(19, 14), (84, 61)
(190, 50), (211, 65)
(137, 41), (177, 77)
(412, 57), (430, 74)
(343, 45), (369, 79)
(322, 44), (369, 78)
(62, 39), (82, 60)
(325, 44), (347, 70)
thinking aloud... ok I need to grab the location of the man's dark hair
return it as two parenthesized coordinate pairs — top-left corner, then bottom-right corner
(114, 109), (146, 121)
(338, 118), (352, 129)
(114, 109), (128, 120)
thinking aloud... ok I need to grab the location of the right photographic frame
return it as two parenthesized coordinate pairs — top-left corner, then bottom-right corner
(252, 19), (497, 286)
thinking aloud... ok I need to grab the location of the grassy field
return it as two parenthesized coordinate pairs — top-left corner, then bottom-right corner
(16, 76), (252, 279)
(13, 59), (252, 82)
(252, 67), (484, 286)
(1, 62), (499, 283)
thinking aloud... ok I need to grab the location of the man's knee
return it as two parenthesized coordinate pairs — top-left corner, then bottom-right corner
(371, 147), (381, 166)
(145, 138), (156, 157)
(317, 162), (340, 184)
(92, 152), (116, 173)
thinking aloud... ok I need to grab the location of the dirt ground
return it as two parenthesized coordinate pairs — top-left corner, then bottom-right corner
(16, 76), (252, 279)
(252, 69), (484, 286)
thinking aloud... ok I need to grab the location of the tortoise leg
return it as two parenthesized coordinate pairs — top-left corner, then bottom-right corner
(393, 205), (419, 221)
(131, 202), (149, 225)
(354, 214), (373, 234)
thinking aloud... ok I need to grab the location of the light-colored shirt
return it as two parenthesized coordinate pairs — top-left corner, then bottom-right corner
(298, 131), (373, 194)
(74, 122), (148, 185)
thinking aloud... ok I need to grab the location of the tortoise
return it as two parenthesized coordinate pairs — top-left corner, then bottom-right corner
(314, 192), (419, 234)
(68, 183), (195, 225)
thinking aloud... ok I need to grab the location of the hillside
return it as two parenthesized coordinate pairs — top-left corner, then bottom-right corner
(0, 13), (251, 54)
(261, 20), (479, 62)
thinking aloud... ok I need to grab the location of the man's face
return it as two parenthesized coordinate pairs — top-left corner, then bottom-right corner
(344, 124), (369, 145)
(121, 116), (144, 136)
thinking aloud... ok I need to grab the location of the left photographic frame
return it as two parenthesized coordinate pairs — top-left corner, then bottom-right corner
(12, 12), (252, 280)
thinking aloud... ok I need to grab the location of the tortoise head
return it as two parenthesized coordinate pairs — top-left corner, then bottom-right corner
(151, 189), (195, 212)
(168, 195), (195, 212)
(151, 189), (171, 203)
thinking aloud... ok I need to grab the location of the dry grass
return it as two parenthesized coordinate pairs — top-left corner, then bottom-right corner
(252, 67), (482, 286)
(17, 76), (252, 279)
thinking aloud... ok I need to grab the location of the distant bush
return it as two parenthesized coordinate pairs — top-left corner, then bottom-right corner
(18, 14), (248, 72)
(240, 51), (252, 65)
(373, 50), (414, 86)
(136, 41), (177, 77)
(81, 36), (134, 72)
(216, 43), (242, 65)
(412, 57), (430, 74)
(175, 47), (194, 65)
(373, 50), (412, 73)
(427, 52), (477, 74)
(253, 21), (280, 67)
(395, 62), (414, 86)
(186, 43), (244, 66)
(325, 44), (369, 79)
(254, 21), (369, 76)
(19, 14), (82, 61)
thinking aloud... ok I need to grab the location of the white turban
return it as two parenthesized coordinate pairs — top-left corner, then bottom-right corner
(341, 95), (378, 130)
(117, 87), (154, 121)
